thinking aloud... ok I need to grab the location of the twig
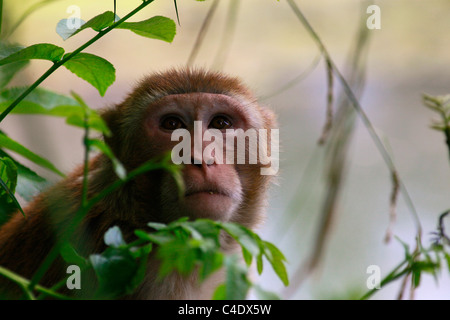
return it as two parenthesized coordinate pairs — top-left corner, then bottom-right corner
(173, 0), (180, 26)
(4, 0), (58, 39)
(437, 210), (450, 245)
(317, 58), (334, 145)
(385, 170), (399, 243)
(396, 271), (410, 300)
(186, 0), (220, 67)
(283, 0), (371, 298)
(211, 0), (240, 70)
(285, 0), (421, 234)
(259, 53), (322, 102)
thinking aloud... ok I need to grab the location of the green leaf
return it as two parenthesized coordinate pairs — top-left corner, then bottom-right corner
(445, 253), (450, 273)
(104, 226), (126, 248)
(395, 236), (412, 262)
(0, 43), (24, 60)
(90, 247), (138, 298)
(0, 87), (81, 116)
(222, 222), (260, 256)
(157, 238), (198, 277)
(128, 245), (151, 291)
(198, 249), (223, 281)
(117, 16), (176, 43)
(0, 149), (48, 201)
(0, 43), (29, 89)
(134, 229), (152, 241)
(0, 43), (64, 66)
(135, 229), (174, 245)
(65, 92), (111, 135)
(256, 253), (264, 274)
(242, 247), (252, 266)
(0, 132), (64, 177)
(214, 255), (250, 300)
(263, 241), (289, 286)
(0, 157), (18, 203)
(63, 53), (115, 96)
(57, 11), (120, 40)
(147, 222), (169, 231)
(0, 157), (24, 218)
(212, 283), (227, 300)
(412, 267), (421, 288)
(190, 219), (221, 246)
(60, 242), (88, 268)
(0, 198), (18, 226)
(79, 11), (119, 31)
(56, 18), (86, 41)
(252, 284), (281, 300)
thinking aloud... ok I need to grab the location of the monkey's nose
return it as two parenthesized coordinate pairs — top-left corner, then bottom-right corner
(191, 156), (214, 168)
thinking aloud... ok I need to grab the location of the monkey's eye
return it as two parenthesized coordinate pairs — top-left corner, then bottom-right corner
(209, 116), (232, 130)
(161, 116), (185, 131)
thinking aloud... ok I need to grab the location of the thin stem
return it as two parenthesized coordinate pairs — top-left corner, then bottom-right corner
(0, 265), (71, 300)
(317, 58), (334, 145)
(4, 0), (57, 39)
(211, 0), (240, 70)
(187, 0), (220, 67)
(0, 0), (155, 124)
(360, 259), (409, 300)
(258, 53), (322, 102)
(173, 0), (180, 25)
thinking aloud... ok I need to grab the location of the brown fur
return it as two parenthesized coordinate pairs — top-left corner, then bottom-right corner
(0, 68), (277, 299)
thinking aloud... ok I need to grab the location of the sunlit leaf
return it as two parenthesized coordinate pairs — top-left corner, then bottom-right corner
(0, 87), (81, 116)
(263, 241), (289, 286)
(117, 16), (176, 43)
(0, 43), (29, 89)
(0, 43), (64, 66)
(63, 53), (115, 96)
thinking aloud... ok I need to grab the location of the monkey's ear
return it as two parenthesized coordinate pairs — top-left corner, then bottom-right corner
(101, 107), (122, 157)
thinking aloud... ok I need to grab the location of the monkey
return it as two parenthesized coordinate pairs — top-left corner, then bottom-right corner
(0, 68), (277, 299)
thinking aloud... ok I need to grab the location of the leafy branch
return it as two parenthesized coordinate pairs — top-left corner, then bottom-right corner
(360, 92), (450, 299)
(423, 94), (450, 163)
(0, 0), (176, 123)
(49, 218), (288, 299)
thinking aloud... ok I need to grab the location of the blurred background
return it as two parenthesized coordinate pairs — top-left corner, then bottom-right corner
(1, 0), (450, 299)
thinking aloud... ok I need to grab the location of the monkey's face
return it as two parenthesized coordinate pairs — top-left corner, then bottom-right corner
(142, 92), (266, 223)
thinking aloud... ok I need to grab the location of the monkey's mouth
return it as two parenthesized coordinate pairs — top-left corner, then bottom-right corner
(185, 189), (229, 197)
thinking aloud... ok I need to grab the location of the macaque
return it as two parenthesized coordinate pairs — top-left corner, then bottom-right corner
(0, 68), (277, 299)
